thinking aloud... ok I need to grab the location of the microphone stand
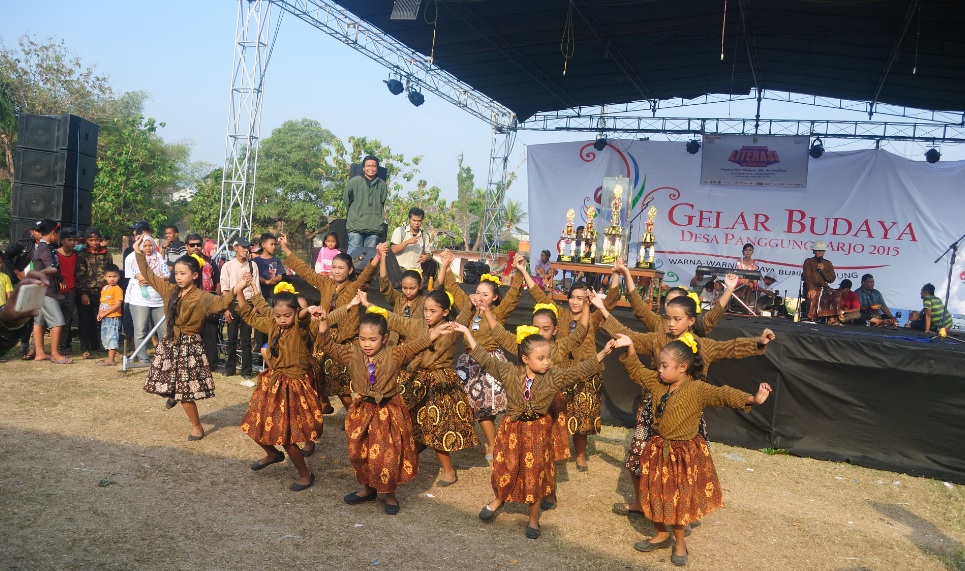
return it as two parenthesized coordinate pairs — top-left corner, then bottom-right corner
(932, 231), (965, 343)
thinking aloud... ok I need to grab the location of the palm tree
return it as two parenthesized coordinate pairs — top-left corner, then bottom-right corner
(501, 199), (527, 236)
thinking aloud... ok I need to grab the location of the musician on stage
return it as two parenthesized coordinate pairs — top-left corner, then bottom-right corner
(803, 241), (837, 322)
(756, 272), (784, 314)
(733, 244), (759, 310)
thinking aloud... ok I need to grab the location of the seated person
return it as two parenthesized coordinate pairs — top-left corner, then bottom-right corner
(532, 249), (554, 292)
(835, 279), (862, 324)
(856, 273), (895, 326)
(903, 310), (920, 328)
(697, 279), (722, 312)
(908, 283), (953, 333)
(756, 272), (784, 313)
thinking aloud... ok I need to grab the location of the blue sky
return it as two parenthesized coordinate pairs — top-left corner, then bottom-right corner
(4, 0), (962, 233)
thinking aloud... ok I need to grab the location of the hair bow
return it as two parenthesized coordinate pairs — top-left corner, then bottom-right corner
(445, 291), (454, 309)
(678, 331), (698, 353)
(366, 305), (388, 318)
(273, 282), (299, 295)
(411, 267), (423, 278)
(516, 325), (541, 344)
(533, 303), (559, 318)
(686, 291), (702, 314)
(189, 253), (206, 269)
(479, 273), (501, 286)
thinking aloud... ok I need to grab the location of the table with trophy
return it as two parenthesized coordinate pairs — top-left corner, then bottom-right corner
(551, 178), (664, 308)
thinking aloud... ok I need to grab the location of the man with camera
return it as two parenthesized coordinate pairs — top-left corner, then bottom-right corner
(390, 207), (434, 271)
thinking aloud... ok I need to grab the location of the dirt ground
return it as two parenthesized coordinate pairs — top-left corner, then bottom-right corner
(0, 356), (962, 571)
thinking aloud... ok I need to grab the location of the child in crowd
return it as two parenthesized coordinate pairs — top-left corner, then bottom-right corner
(0, 258), (12, 306)
(451, 320), (626, 539)
(314, 232), (341, 275)
(97, 264), (124, 366)
(32, 219), (70, 364)
(233, 275), (324, 492)
(376, 242), (426, 345)
(315, 306), (446, 515)
(134, 236), (236, 441)
(618, 336), (772, 566)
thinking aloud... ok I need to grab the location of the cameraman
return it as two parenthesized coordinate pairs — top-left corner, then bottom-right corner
(390, 207), (435, 269)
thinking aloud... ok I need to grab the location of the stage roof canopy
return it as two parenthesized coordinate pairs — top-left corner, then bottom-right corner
(332, 0), (965, 121)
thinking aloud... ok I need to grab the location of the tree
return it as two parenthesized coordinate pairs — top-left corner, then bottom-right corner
(501, 198), (527, 235)
(185, 167), (224, 238)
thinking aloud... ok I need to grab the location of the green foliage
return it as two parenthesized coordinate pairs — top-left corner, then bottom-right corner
(186, 167), (224, 238)
(760, 448), (790, 456)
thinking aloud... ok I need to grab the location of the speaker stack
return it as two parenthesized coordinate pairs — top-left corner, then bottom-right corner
(12, 114), (98, 241)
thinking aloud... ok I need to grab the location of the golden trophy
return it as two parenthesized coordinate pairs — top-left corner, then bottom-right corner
(556, 208), (576, 262)
(637, 205), (657, 269)
(579, 205), (597, 263)
(601, 184), (625, 264)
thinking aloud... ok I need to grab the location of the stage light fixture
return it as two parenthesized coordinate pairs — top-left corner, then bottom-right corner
(384, 78), (404, 95)
(925, 148), (941, 163)
(407, 89), (425, 107)
(809, 138), (824, 159)
(593, 136), (608, 151)
(686, 139), (701, 154)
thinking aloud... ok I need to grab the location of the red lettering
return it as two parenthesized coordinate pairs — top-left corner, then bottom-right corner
(853, 220), (873, 238)
(831, 218), (852, 236)
(877, 221), (897, 239)
(698, 210), (715, 228)
(753, 213), (771, 232)
(785, 209), (806, 234)
(897, 223), (917, 241)
(668, 203), (695, 227)
(726, 212), (751, 231)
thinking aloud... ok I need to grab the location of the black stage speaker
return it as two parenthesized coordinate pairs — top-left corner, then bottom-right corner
(17, 114), (98, 156)
(11, 184), (92, 225)
(9, 218), (39, 243)
(462, 261), (490, 285)
(349, 163), (388, 182)
(14, 148), (97, 190)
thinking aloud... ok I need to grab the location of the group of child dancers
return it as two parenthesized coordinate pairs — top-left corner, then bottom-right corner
(132, 235), (776, 567)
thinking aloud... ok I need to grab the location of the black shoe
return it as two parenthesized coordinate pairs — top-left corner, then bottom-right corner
(634, 537), (674, 552)
(525, 526), (541, 539)
(671, 549), (689, 566)
(250, 453), (285, 471)
(300, 445), (315, 458)
(344, 490), (378, 505)
(165, 397), (177, 409)
(478, 505), (500, 522)
(224, 370), (237, 377)
(540, 497), (557, 511)
(384, 502), (400, 515)
(289, 473), (315, 492)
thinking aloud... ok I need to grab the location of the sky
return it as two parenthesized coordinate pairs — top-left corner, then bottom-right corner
(4, 0), (964, 234)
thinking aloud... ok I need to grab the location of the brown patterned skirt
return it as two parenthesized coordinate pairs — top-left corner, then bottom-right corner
(491, 415), (556, 505)
(638, 434), (723, 526)
(456, 349), (507, 420)
(403, 368), (480, 452)
(808, 286), (838, 320)
(143, 335), (214, 402)
(345, 394), (419, 493)
(562, 373), (603, 435)
(624, 391), (709, 477)
(322, 355), (351, 397)
(548, 392), (571, 461)
(241, 370), (325, 446)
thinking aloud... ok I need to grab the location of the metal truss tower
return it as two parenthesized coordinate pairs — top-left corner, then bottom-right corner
(218, 0), (273, 250)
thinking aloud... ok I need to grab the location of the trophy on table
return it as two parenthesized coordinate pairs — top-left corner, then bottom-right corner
(556, 208), (576, 262)
(636, 205), (657, 269)
(579, 205), (597, 263)
(600, 181), (627, 264)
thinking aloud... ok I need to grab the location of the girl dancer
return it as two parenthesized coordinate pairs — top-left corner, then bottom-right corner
(134, 237), (235, 440)
(234, 275), (324, 491)
(376, 242), (426, 345)
(618, 336), (772, 566)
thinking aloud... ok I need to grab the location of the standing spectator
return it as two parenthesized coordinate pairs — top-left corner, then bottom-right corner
(253, 233), (285, 349)
(220, 237), (256, 379)
(75, 227), (112, 359)
(125, 236), (168, 363)
(31, 220), (71, 364)
(344, 155), (388, 253)
(55, 227), (79, 355)
(122, 221), (153, 344)
(3, 222), (42, 357)
(185, 233), (222, 372)
(909, 283), (953, 333)
(390, 207), (433, 271)
(163, 225), (186, 272)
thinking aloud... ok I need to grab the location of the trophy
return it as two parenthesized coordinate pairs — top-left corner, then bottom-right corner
(601, 183), (625, 264)
(637, 205), (657, 269)
(556, 208), (576, 262)
(579, 205), (597, 263)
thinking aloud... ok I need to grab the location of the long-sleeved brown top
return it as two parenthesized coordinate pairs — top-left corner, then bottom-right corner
(601, 313), (765, 376)
(445, 270), (523, 351)
(136, 252), (234, 337)
(237, 300), (315, 377)
(488, 320), (588, 367)
(620, 349), (752, 440)
(529, 284), (620, 362)
(469, 344), (602, 421)
(317, 329), (433, 400)
(384, 311), (458, 372)
(379, 277), (426, 346)
(287, 253), (376, 343)
(627, 287), (724, 335)
(803, 256), (836, 290)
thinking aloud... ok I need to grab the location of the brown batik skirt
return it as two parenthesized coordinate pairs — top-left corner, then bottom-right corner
(491, 415), (556, 505)
(143, 335), (214, 402)
(562, 372), (603, 435)
(346, 394), (419, 493)
(402, 368), (480, 452)
(638, 434), (723, 526)
(808, 286), (838, 320)
(548, 392), (571, 461)
(323, 355), (352, 397)
(241, 370), (324, 446)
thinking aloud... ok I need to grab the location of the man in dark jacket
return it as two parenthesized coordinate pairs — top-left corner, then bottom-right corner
(343, 155), (388, 253)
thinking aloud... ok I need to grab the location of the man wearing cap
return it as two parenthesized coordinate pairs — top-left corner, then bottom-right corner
(343, 155), (388, 253)
(76, 227), (113, 358)
(803, 241), (837, 322)
(756, 271), (784, 313)
(220, 237), (256, 379)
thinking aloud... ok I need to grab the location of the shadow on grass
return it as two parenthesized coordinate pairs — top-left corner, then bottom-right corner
(869, 500), (965, 571)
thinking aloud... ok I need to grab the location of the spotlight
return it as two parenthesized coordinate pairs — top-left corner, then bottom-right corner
(384, 78), (404, 95)
(593, 136), (608, 151)
(407, 89), (425, 107)
(686, 139), (701, 154)
(809, 138), (824, 159)
(925, 148), (941, 163)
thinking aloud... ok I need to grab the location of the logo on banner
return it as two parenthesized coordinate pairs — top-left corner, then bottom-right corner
(727, 146), (781, 168)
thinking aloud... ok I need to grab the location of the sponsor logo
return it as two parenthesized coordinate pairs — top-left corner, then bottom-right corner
(727, 146), (780, 168)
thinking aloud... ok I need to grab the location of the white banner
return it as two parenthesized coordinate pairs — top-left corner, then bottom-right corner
(701, 135), (810, 188)
(527, 140), (965, 316)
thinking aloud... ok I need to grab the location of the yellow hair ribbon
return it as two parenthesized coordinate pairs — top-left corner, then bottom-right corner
(273, 282), (299, 295)
(479, 273), (501, 286)
(686, 291), (702, 314)
(410, 267), (423, 278)
(678, 332), (699, 354)
(516, 325), (541, 344)
(366, 305), (388, 319)
(533, 303), (559, 318)
(445, 291), (454, 308)
(189, 253), (206, 269)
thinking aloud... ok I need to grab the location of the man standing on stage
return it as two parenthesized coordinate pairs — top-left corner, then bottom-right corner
(344, 155), (388, 253)
(855, 273), (896, 326)
(803, 241), (837, 322)
(390, 207), (433, 271)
